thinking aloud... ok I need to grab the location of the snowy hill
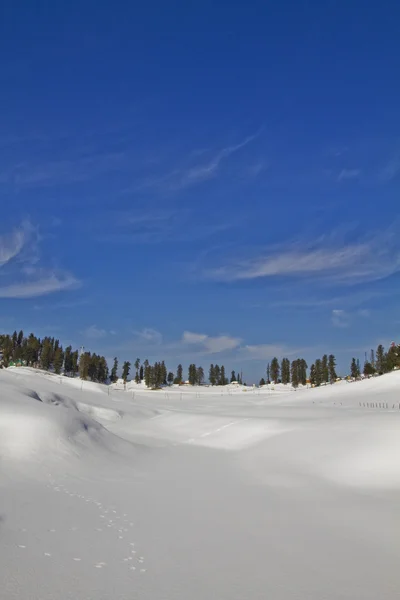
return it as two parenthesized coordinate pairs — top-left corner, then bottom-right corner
(1, 367), (400, 599)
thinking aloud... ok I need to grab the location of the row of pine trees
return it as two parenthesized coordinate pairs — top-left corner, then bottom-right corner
(1, 331), (399, 387)
(261, 355), (337, 387)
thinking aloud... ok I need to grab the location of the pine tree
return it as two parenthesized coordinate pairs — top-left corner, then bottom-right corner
(110, 357), (118, 383)
(309, 363), (316, 386)
(298, 359), (308, 385)
(356, 358), (361, 377)
(314, 359), (322, 386)
(167, 371), (174, 385)
(88, 353), (99, 381)
(26, 334), (40, 367)
(328, 354), (337, 383)
(64, 346), (72, 375)
(321, 354), (329, 385)
(259, 378), (266, 386)
(214, 364), (221, 385)
(220, 365), (227, 386)
(270, 357), (280, 383)
(79, 352), (91, 380)
(176, 364), (183, 384)
(144, 363), (151, 387)
(266, 363), (270, 383)
(139, 365), (144, 381)
(71, 351), (79, 376)
(209, 364), (216, 385)
(1, 335), (13, 367)
(363, 361), (375, 377)
(370, 349), (375, 369)
(53, 346), (64, 375)
(161, 360), (167, 385)
(97, 357), (109, 383)
(122, 361), (131, 383)
(350, 358), (358, 379)
(40, 338), (52, 370)
(230, 370), (236, 383)
(290, 360), (297, 387)
(134, 358), (140, 384)
(188, 364), (197, 385)
(281, 358), (290, 384)
(197, 366), (205, 385)
(386, 344), (399, 371)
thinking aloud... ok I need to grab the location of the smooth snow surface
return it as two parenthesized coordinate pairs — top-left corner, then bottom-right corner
(1, 368), (400, 599)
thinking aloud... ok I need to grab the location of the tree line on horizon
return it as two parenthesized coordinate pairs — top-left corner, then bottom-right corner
(0, 330), (241, 388)
(1, 330), (399, 388)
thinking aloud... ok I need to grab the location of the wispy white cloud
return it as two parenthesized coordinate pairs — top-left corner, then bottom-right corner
(82, 325), (108, 339)
(134, 328), (163, 344)
(0, 221), (33, 267)
(0, 271), (80, 298)
(182, 330), (241, 353)
(203, 226), (400, 285)
(331, 309), (350, 328)
(337, 168), (361, 181)
(0, 222), (80, 299)
(239, 344), (300, 361)
(137, 131), (261, 193)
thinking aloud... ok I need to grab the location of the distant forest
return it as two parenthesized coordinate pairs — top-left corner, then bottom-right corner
(0, 330), (399, 388)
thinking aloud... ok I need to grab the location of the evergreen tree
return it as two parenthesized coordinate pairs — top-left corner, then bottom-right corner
(188, 364), (197, 385)
(314, 359), (322, 386)
(161, 360), (167, 385)
(79, 352), (91, 380)
(281, 358), (290, 384)
(71, 350), (79, 376)
(167, 371), (174, 385)
(321, 354), (329, 385)
(220, 365), (227, 386)
(144, 363), (151, 387)
(328, 354), (337, 383)
(97, 357), (109, 383)
(88, 353), (99, 381)
(266, 363), (270, 383)
(176, 363), (183, 384)
(298, 359), (308, 385)
(356, 358), (361, 377)
(376, 343), (386, 373)
(363, 361), (375, 377)
(40, 338), (52, 370)
(259, 378), (266, 386)
(110, 357), (118, 383)
(53, 346), (64, 375)
(134, 358), (140, 384)
(209, 364), (216, 385)
(230, 370), (236, 383)
(270, 357), (280, 383)
(26, 333), (40, 367)
(370, 349), (375, 369)
(291, 360), (299, 388)
(122, 361), (131, 383)
(197, 366), (205, 385)
(64, 345), (73, 375)
(386, 344), (399, 371)
(309, 363), (316, 386)
(214, 364), (221, 385)
(350, 357), (358, 379)
(1, 335), (13, 367)
(139, 365), (144, 380)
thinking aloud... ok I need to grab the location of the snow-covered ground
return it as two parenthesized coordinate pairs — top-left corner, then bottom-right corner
(1, 367), (400, 599)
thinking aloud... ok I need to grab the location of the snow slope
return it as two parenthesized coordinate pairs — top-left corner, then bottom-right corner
(1, 367), (400, 599)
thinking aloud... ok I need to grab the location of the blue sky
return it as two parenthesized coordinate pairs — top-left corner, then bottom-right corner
(1, 1), (399, 381)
